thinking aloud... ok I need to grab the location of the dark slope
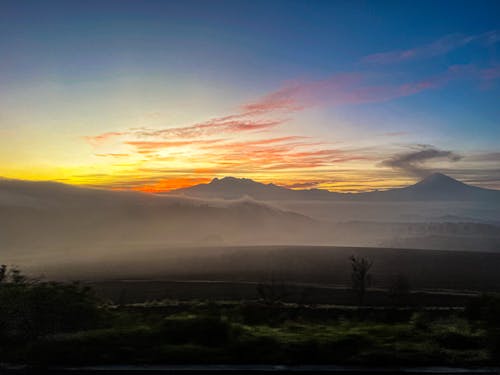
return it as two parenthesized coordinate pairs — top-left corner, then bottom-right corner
(172, 173), (500, 202)
(0, 178), (320, 252)
(173, 176), (337, 200)
(362, 173), (500, 201)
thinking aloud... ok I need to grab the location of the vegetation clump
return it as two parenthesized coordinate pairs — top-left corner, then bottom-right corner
(0, 265), (498, 367)
(0, 265), (103, 341)
(349, 256), (373, 306)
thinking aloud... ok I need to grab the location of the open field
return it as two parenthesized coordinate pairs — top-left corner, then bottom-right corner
(2, 247), (500, 368)
(29, 246), (500, 293)
(90, 280), (477, 307)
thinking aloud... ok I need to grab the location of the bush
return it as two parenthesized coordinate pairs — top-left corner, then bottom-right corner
(465, 294), (500, 359)
(433, 330), (485, 350)
(410, 312), (431, 330)
(466, 293), (500, 325)
(238, 302), (290, 325)
(160, 314), (237, 346)
(0, 266), (103, 340)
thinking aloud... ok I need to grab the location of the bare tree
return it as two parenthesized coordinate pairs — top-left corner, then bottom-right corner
(349, 256), (373, 306)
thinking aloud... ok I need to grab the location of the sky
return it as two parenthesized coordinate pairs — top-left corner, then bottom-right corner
(1, 0), (499, 192)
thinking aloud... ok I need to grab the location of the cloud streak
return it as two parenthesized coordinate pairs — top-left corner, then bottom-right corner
(133, 117), (285, 139)
(239, 68), (471, 114)
(131, 177), (213, 193)
(362, 30), (500, 64)
(79, 35), (500, 192)
(83, 131), (128, 146)
(380, 145), (462, 177)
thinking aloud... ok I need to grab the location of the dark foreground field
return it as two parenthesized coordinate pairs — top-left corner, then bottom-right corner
(91, 279), (478, 307)
(34, 245), (500, 292)
(2, 246), (500, 371)
(2, 299), (500, 369)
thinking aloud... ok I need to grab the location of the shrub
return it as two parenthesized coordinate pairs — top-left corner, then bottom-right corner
(0, 266), (103, 340)
(466, 293), (500, 325)
(410, 312), (431, 330)
(160, 314), (237, 346)
(465, 294), (500, 359)
(433, 330), (485, 350)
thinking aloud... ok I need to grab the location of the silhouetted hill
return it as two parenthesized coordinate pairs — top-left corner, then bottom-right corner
(0, 178), (319, 253)
(173, 176), (336, 200)
(172, 173), (500, 202)
(1, 176), (499, 257)
(364, 173), (500, 201)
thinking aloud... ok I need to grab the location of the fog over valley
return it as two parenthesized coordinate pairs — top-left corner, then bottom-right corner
(1, 173), (499, 279)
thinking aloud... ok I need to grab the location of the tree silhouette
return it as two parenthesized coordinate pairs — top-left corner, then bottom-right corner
(349, 256), (373, 306)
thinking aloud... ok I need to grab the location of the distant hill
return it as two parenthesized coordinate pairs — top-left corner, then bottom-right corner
(172, 173), (500, 202)
(1, 176), (498, 258)
(362, 173), (500, 201)
(0, 178), (320, 253)
(172, 176), (336, 200)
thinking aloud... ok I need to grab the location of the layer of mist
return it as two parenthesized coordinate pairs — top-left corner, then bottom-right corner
(1, 176), (499, 277)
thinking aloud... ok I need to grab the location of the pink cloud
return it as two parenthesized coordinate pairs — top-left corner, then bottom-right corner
(133, 117), (285, 139)
(240, 73), (449, 112)
(242, 74), (363, 113)
(83, 131), (128, 146)
(84, 62), (493, 154)
(125, 139), (223, 151)
(480, 65), (500, 81)
(362, 31), (499, 64)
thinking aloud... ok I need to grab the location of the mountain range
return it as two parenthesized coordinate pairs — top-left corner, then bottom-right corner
(172, 173), (500, 201)
(0, 178), (317, 254)
(0, 173), (499, 258)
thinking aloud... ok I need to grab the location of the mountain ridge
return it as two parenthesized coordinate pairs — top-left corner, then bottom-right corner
(172, 173), (500, 201)
(0, 177), (321, 251)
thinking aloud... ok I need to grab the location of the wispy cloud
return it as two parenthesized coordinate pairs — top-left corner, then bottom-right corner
(131, 177), (213, 193)
(125, 139), (224, 152)
(133, 116), (285, 139)
(95, 153), (130, 158)
(466, 152), (500, 162)
(362, 30), (500, 64)
(83, 131), (127, 146)
(480, 64), (500, 81)
(79, 67), (476, 191)
(239, 68), (472, 114)
(380, 132), (410, 137)
(80, 40), (500, 192)
(380, 144), (462, 177)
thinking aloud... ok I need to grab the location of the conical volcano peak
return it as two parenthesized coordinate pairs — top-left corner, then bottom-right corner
(408, 172), (475, 196)
(175, 173), (497, 201)
(417, 173), (463, 186)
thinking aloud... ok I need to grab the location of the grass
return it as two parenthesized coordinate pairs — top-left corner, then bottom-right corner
(5, 303), (494, 367)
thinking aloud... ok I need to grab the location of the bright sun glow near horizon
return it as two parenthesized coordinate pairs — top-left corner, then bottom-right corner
(1, 0), (499, 192)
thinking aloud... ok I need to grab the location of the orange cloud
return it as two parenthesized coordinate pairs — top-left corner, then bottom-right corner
(248, 73), (429, 112)
(95, 153), (130, 157)
(133, 117), (285, 139)
(81, 65), (483, 193)
(131, 177), (212, 193)
(83, 131), (128, 146)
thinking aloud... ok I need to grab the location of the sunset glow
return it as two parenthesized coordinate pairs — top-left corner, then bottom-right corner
(1, 1), (499, 192)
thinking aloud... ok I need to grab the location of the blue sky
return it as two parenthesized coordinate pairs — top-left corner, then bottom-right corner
(1, 0), (499, 191)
